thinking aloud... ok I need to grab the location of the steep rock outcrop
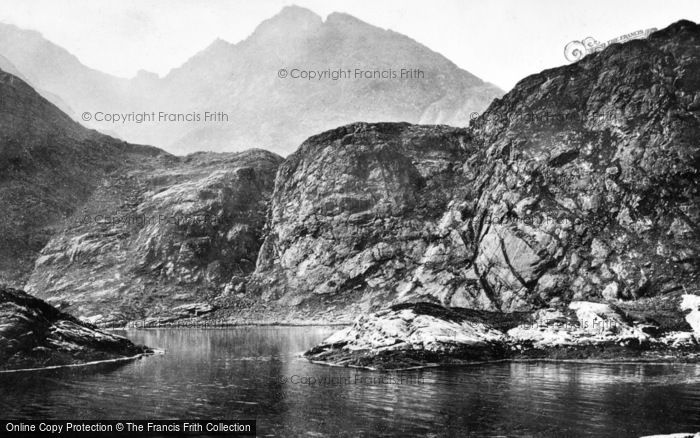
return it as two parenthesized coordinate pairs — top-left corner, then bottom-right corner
(0, 287), (150, 371)
(247, 123), (473, 318)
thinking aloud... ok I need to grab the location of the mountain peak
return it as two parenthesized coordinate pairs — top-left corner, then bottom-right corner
(1, 6), (503, 156)
(207, 37), (231, 48)
(200, 37), (232, 55)
(276, 5), (321, 21)
(251, 5), (323, 39)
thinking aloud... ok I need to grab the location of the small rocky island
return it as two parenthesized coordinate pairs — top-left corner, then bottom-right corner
(306, 295), (700, 369)
(0, 287), (151, 371)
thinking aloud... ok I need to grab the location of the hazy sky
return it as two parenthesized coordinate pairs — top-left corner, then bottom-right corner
(1, 0), (699, 90)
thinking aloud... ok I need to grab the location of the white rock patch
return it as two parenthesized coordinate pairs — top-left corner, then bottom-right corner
(681, 295), (700, 336)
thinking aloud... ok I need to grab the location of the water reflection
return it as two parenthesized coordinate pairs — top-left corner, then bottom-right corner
(1, 327), (699, 437)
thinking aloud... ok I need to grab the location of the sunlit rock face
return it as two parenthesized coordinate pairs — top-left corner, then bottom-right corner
(681, 294), (700, 336)
(247, 122), (475, 317)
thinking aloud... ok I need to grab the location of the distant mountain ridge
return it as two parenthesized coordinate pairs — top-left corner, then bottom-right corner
(0, 6), (503, 155)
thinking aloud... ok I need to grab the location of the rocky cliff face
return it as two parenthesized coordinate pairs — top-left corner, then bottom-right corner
(25, 150), (282, 325)
(0, 287), (150, 371)
(251, 20), (699, 321)
(246, 123), (473, 319)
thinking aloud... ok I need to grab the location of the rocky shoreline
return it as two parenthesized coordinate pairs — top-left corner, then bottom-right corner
(304, 296), (700, 370)
(85, 302), (355, 329)
(0, 287), (152, 371)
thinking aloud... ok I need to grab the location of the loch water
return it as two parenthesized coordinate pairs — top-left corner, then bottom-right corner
(1, 327), (699, 437)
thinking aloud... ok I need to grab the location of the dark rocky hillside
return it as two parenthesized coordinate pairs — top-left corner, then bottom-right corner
(426, 18), (700, 310)
(0, 68), (166, 286)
